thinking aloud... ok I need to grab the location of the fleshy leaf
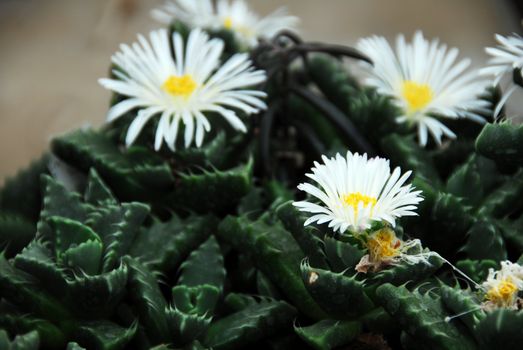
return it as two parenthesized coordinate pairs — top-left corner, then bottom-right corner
(74, 320), (137, 350)
(476, 122), (523, 169)
(203, 298), (296, 350)
(375, 284), (477, 350)
(218, 215), (327, 320)
(294, 319), (361, 350)
(84, 168), (117, 206)
(300, 260), (374, 319)
(0, 212), (35, 258)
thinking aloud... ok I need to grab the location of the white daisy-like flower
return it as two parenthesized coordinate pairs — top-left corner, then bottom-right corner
(357, 31), (489, 147)
(482, 261), (523, 309)
(99, 28), (267, 151)
(152, 0), (299, 48)
(481, 33), (523, 117)
(293, 151), (423, 233)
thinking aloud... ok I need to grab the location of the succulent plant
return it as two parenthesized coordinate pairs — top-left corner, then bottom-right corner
(2, 2), (523, 349)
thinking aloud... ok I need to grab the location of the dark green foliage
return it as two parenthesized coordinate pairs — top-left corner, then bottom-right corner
(375, 284), (477, 349)
(51, 129), (174, 203)
(455, 259), (498, 284)
(0, 212), (36, 258)
(462, 221), (506, 261)
(381, 134), (441, 184)
(440, 285), (485, 333)
(168, 159), (253, 214)
(2, 21), (523, 350)
(202, 298), (296, 349)
(276, 202), (329, 269)
(300, 260), (374, 319)
(0, 154), (49, 221)
(0, 329), (40, 350)
(476, 122), (523, 169)
(366, 253), (443, 286)
(129, 214), (216, 273)
(294, 319), (361, 350)
(217, 214), (327, 320)
(474, 309), (523, 349)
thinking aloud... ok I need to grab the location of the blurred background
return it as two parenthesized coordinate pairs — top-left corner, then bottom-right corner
(0, 0), (521, 181)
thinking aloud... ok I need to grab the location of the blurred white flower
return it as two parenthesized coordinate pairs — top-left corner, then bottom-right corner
(152, 0), (299, 47)
(357, 31), (489, 146)
(293, 151), (423, 233)
(99, 28), (267, 151)
(481, 33), (523, 117)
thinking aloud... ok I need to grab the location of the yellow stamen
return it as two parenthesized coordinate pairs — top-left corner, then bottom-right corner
(162, 75), (197, 98)
(224, 17), (233, 29)
(343, 192), (377, 210)
(402, 80), (434, 113)
(486, 278), (518, 307)
(366, 228), (401, 262)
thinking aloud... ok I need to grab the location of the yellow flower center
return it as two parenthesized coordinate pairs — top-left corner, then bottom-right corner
(402, 80), (434, 112)
(366, 228), (401, 262)
(224, 17), (234, 29)
(162, 75), (197, 98)
(342, 192), (377, 210)
(486, 278), (519, 307)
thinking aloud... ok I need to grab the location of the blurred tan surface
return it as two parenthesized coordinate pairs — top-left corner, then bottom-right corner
(0, 0), (520, 181)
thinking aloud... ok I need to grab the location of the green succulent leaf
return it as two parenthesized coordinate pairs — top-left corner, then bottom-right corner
(13, 240), (68, 296)
(87, 202), (149, 272)
(256, 271), (282, 299)
(405, 178), (475, 257)
(439, 284), (485, 334)
(74, 320), (137, 350)
(381, 134), (441, 185)
(478, 170), (523, 218)
(174, 132), (228, 170)
(276, 202), (329, 269)
(223, 293), (262, 312)
(130, 214), (215, 273)
(446, 154), (500, 207)
(474, 309), (523, 350)
(0, 254), (71, 324)
(307, 55), (359, 112)
(300, 260), (374, 319)
(323, 236), (365, 272)
(462, 221), (506, 261)
(47, 217), (101, 268)
(124, 256), (170, 344)
(66, 263), (127, 317)
(0, 329), (40, 350)
(173, 236), (225, 316)
(168, 158), (253, 214)
(455, 259), (498, 284)
(37, 175), (88, 246)
(177, 236), (225, 290)
(62, 239), (103, 275)
(476, 122), (523, 168)
(51, 129), (174, 202)
(217, 215), (327, 320)
(367, 253), (444, 287)
(0, 153), (49, 221)
(294, 319), (361, 350)
(0, 212), (36, 258)
(203, 298), (296, 350)
(84, 169), (117, 206)
(375, 284), (477, 350)
(165, 307), (212, 346)
(0, 313), (66, 349)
